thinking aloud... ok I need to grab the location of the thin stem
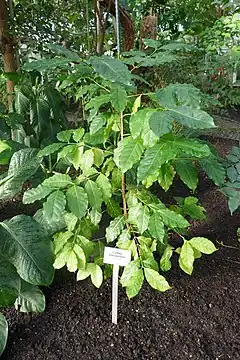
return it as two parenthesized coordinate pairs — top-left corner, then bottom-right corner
(216, 240), (240, 250)
(120, 111), (127, 218)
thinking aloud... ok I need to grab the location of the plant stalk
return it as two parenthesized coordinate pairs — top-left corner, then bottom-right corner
(120, 111), (127, 218)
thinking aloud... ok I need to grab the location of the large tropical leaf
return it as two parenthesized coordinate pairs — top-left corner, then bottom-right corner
(0, 313), (8, 356)
(0, 148), (41, 201)
(0, 257), (19, 307)
(0, 215), (54, 285)
(88, 56), (133, 86)
(15, 280), (45, 313)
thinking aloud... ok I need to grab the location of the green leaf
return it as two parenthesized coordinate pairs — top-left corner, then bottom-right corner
(182, 197), (206, 220)
(66, 185), (88, 219)
(23, 184), (52, 204)
(142, 257), (159, 272)
(96, 174), (112, 202)
(120, 260), (139, 287)
(85, 180), (102, 210)
(160, 246), (174, 272)
(53, 231), (73, 254)
(88, 56), (133, 86)
(199, 158), (225, 186)
(79, 149), (94, 171)
(162, 135), (211, 157)
(144, 268), (171, 292)
(90, 114), (106, 135)
(158, 163), (175, 191)
(34, 209), (66, 236)
(0, 258), (19, 307)
(38, 143), (66, 157)
(126, 269), (144, 299)
(106, 198), (122, 218)
(15, 280), (45, 313)
(149, 111), (173, 137)
(0, 313), (8, 356)
(148, 213), (165, 240)
(57, 144), (77, 162)
(57, 130), (74, 142)
(89, 208), (102, 226)
(157, 208), (190, 229)
(66, 250), (78, 272)
(137, 143), (178, 183)
(43, 173), (72, 189)
(111, 86), (128, 112)
(90, 264), (103, 288)
(0, 148), (41, 201)
(169, 107), (216, 130)
(128, 204), (150, 234)
(114, 136), (144, 173)
(189, 237), (217, 254)
(0, 215), (54, 285)
(86, 94), (111, 112)
(116, 229), (132, 250)
(77, 264), (91, 281)
(93, 148), (104, 167)
(73, 128), (85, 143)
(176, 160), (198, 191)
(179, 241), (194, 275)
(73, 244), (86, 269)
(43, 191), (66, 223)
(106, 216), (125, 243)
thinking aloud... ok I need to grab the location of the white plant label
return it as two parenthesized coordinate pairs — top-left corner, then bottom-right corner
(104, 247), (131, 325)
(104, 247), (131, 266)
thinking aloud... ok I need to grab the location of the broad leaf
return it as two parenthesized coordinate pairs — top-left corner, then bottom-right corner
(137, 143), (178, 183)
(90, 114), (106, 135)
(199, 158), (225, 186)
(85, 180), (102, 210)
(160, 246), (174, 272)
(106, 216), (125, 243)
(0, 258), (19, 307)
(0, 148), (41, 200)
(88, 56), (133, 86)
(120, 260), (139, 287)
(0, 313), (8, 356)
(149, 110), (173, 137)
(106, 199), (122, 218)
(157, 208), (189, 229)
(169, 107), (216, 129)
(176, 159), (198, 191)
(148, 213), (165, 240)
(66, 185), (88, 219)
(189, 237), (217, 254)
(96, 174), (112, 202)
(15, 280), (45, 313)
(43, 191), (66, 223)
(128, 204), (150, 234)
(0, 215), (54, 285)
(179, 241), (194, 275)
(114, 136), (144, 173)
(126, 269), (144, 299)
(111, 86), (128, 112)
(144, 268), (171, 292)
(182, 197), (206, 220)
(90, 264), (103, 288)
(43, 173), (72, 189)
(158, 163), (175, 191)
(38, 143), (66, 157)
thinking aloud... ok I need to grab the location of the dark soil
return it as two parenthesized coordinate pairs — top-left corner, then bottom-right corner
(2, 139), (240, 360)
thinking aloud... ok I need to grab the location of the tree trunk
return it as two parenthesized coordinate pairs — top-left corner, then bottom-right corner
(100, 0), (135, 51)
(0, 0), (17, 110)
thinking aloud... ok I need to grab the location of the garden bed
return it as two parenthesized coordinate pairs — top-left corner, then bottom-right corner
(2, 138), (240, 360)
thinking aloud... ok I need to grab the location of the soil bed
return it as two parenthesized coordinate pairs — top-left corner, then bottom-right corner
(2, 139), (240, 360)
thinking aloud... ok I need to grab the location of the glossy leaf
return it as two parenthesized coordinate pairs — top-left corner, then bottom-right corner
(128, 204), (150, 234)
(158, 163), (175, 191)
(0, 313), (8, 356)
(85, 180), (102, 210)
(111, 86), (128, 112)
(96, 174), (112, 202)
(148, 213), (165, 240)
(43, 190), (66, 223)
(23, 184), (52, 204)
(179, 241), (195, 275)
(66, 185), (88, 219)
(189, 237), (217, 254)
(144, 268), (171, 292)
(114, 136), (144, 173)
(0, 215), (54, 285)
(106, 216), (125, 243)
(160, 246), (174, 272)
(176, 159), (198, 191)
(15, 280), (45, 313)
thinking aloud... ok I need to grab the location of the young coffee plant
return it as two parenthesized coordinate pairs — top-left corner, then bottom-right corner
(0, 52), (223, 351)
